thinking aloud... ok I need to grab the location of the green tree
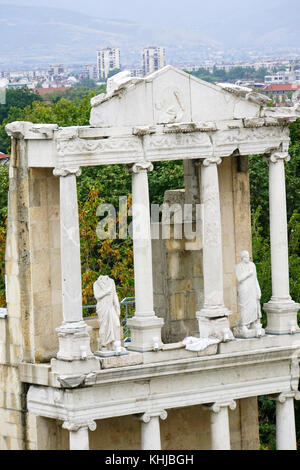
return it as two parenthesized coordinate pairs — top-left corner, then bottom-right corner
(0, 88), (41, 123)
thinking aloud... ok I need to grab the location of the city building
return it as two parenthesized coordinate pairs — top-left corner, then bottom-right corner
(84, 64), (98, 81)
(97, 48), (121, 80)
(264, 69), (300, 84)
(143, 46), (166, 75)
(48, 64), (66, 78)
(263, 83), (300, 94)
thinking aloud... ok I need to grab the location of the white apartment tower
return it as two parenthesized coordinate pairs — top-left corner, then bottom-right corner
(143, 46), (166, 76)
(97, 48), (121, 80)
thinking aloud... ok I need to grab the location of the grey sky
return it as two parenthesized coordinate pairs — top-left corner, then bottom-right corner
(0, 0), (288, 28)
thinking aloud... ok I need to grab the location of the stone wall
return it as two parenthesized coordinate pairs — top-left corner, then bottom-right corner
(0, 139), (62, 450)
(153, 156), (252, 341)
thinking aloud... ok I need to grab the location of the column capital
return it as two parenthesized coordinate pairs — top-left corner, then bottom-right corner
(53, 166), (82, 177)
(139, 410), (168, 423)
(62, 420), (97, 432)
(270, 391), (300, 403)
(205, 400), (236, 413)
(202, 156), (222, 167)
(265, 151), (290, 164)
(130, 161), (154, 174)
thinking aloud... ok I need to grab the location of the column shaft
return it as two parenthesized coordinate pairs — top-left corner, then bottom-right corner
(69, 426), (90, 450)
(52, 168), (99, 370)
(132, 166), (154, 317)
(210, 406), (231, 450)
(276, 397), (297, 450)
(201, 160), (224, 309)
(59, 171), (83, 324)
(268, 158), (290, 301)
(197, 158), (232, 341)
(264, 152), (300, 335)
(141, 416), (162, 450)
(127, 162), (164, 352)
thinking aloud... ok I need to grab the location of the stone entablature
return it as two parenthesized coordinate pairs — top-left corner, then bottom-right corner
(5, 120), (293, 169)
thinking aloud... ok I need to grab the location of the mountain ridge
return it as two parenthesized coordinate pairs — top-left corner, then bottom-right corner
(0, 3), (299, 68)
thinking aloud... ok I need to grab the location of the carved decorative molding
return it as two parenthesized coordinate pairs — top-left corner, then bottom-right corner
(53, 167), (82, 178)
(154, 86), (186, 123)
(62, 420), (97, 432)
(270, 392), (300, 404)
(131, 162), (154, 173)
(140, 410), (168, 423)
(208, 400), (237, 413)
(146, 132), (210, 151)
(56, 137), (141, 157)
(202, 157), (222, 167)
(268, 151), (291, 164)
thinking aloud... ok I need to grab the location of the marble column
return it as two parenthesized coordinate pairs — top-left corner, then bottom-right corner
(196, 157), (233, 341)
(52, 167), (99, 374)
(207, 400), (236, 450)
(127, 162), (164, 352)
(63, 421), (96, 451)
(264, 152), (300, 334)
(272, 392), (300, 450)
(140, 411), (167, 450)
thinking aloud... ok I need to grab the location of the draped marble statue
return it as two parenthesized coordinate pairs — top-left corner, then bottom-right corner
(93, 275), (122, 355)
(233, 251), (265, 338)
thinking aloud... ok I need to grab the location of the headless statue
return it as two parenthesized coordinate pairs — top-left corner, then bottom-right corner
(234, 251), (264, 338)
(93, 275), (121, 352)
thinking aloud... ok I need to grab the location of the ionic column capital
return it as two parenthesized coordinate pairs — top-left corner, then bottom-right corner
(130, 161), (154, 174)
(62, 420), (97, 432)
(270, 391), (300, 404)
(265, 151), (291, 164)
(53, 166), (82, 177)
(139, 410), (168, 423)
(202, 156), (222, 167)
(206, 400), (237, 413)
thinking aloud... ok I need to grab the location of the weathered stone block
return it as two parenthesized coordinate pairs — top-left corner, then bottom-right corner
(100, 352), (143, 369)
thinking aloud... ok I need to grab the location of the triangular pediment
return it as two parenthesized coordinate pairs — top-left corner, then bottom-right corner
(90, 65), (267, 128)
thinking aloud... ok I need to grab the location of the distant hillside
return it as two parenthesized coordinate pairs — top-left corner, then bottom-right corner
(0, 2), (299, 69)
(0, 4), (220, 68)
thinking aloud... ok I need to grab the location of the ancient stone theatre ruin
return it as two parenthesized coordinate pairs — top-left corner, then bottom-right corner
(1, 66), (300, 450)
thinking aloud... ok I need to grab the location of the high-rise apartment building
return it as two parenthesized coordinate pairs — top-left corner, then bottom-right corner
(143, 47), (166, 76)
(84, 64), (98, 81)
(97, 48), (121, 80)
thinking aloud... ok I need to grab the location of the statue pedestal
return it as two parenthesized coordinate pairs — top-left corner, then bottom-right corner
(233, 323), (265, 339)
(94, 348), (128, 358)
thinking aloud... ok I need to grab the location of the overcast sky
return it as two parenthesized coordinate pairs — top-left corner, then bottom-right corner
(0, 0), (288, 28)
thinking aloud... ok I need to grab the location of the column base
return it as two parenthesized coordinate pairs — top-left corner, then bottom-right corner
(53, 321), (100, 375)
(264, 300), (300, 335)
(197, 309), (233, 342)
(127, 316), (164, 352)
